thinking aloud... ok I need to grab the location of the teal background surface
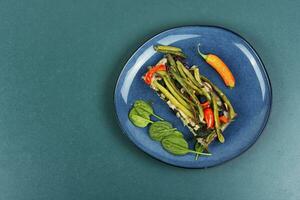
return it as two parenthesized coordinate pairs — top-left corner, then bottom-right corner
(0, 0), (299, 199)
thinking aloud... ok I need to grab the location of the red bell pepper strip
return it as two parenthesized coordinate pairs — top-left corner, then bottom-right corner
(201, 101), (210, 109)
(144, 64), (166, 85)
(204, 108), (214, 129)
(219, 115), (229, 124)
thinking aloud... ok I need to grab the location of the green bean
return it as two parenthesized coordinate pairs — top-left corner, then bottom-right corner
(180, 78), (202, 93)
(166, 54), (179, 74)
(187, 68), (211, 101)
(193, 68), (202, 84)
(196, 105), (204, 123)
(176, 63), (211, 101)
(201, 75), (237, 119)
(158, 72), (192, 110)
(204, 123), (228, 145)
(170, 70), (204, 122)
(199, 86), (212, 102)
(181, 78), (210, 103)
(154, 45), (183, 52)
(212, 94), (225, 143)
(189, 103), (199, 125)
(176, 60), (209, 96)
(152, 80), (194, 119)
(166, 75), (197, 107)
(177, 62), (199, 87)
(153, 45), (186, 58)
(163, 77), (190, 110)
(180, 75), (211, 102)
(166, 54), (176, 67)
(175, 61), (187, 79)
(205, 131), (216, 146)
(170, 70), (196, 99)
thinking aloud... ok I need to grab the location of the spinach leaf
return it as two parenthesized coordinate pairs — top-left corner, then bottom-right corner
(134, 100), (153, 115)
(161, 135), (212, 156)
(149, 121), (183, 141)
(134, 100), (163, 120)
(128, 100), (154, 127)
(172, 130), (184, 138)
(129, 108), (152, 128)
(128, 100), (212, 157)
(161, 135), (190, 155)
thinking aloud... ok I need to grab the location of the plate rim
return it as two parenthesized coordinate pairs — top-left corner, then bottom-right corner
(113, 25), (273, 169)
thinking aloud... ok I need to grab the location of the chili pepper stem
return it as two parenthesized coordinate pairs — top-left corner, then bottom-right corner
(197, 44), (208, 60)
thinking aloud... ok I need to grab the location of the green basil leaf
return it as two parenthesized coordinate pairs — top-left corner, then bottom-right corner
(149, 121), (183, 141)
(161, 135), (189, 155)
(129, 108), (151, 128)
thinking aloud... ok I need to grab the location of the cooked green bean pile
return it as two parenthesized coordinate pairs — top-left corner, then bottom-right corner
(143, 45), (237, 153)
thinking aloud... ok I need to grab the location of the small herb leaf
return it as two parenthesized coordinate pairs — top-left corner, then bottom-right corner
(134, 100), (164, 120)
(149, 121), (183, 141)
(172, 130), (184, 138)
(129, 108), (152, 128)
(134, 100), (153, 117)
(161, 135), (189, 155)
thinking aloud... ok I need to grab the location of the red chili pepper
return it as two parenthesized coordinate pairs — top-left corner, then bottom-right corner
(219, 115), (229, 124)
(144, 64), (166, 85)
(204, 108), (214, 129)
(201, 101), (210, 109)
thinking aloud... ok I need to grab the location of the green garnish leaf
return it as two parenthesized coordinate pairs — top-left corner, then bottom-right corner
(129, 108), (152, 128)
(133, 100), (153, 115)
(161, 135), (190, 155)
(149, 121), (183, 141)
(128, 100), (211, 157)
(172, 130), (184, 138)
(133, 100), (164, 120)
(161, 135), (212, 156)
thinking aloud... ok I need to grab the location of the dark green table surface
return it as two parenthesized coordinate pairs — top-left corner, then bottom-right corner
(0, 0), (299, 199)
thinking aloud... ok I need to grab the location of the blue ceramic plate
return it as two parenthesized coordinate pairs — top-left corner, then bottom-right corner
(114, 26), (272, 168)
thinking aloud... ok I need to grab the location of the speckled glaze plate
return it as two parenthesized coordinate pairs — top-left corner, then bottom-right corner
(114, 26), (272, 168)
